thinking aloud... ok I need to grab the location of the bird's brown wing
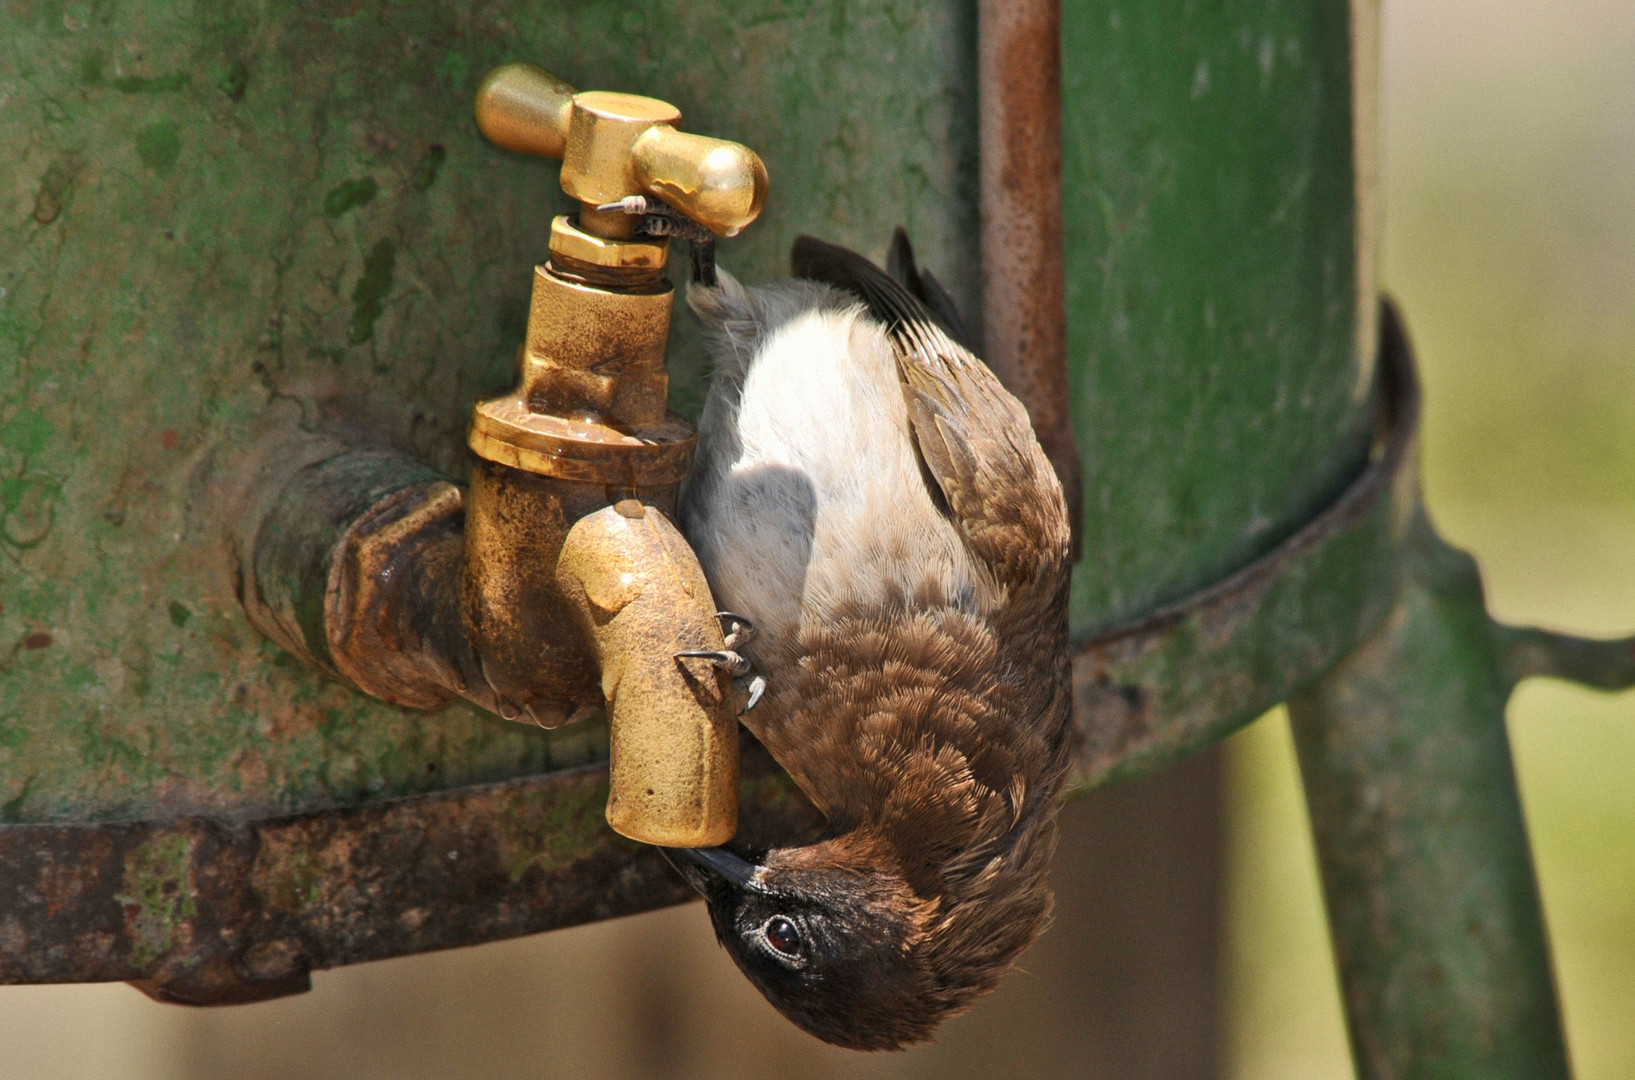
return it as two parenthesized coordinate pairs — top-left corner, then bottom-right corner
(792, 234), (1069, 593)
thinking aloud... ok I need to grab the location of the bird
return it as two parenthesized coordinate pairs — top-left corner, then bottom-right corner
(662, 228), (1076, 1051)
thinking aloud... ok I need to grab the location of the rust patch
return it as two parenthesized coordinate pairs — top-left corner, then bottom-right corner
(979, 0), (1082, 556)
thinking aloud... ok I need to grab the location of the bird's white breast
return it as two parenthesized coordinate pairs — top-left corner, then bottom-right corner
(683, 285), (984, 667)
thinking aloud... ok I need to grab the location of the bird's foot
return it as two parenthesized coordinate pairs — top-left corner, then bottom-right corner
(596, 196), (718, 286)
(676, 613), (765, 714)
(717, 614), (764, 712)
(674, 651), (765, 714)
(674, 649), (752, 678)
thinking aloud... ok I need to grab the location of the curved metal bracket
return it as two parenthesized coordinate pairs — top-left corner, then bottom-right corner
(0, 742), (820, 1004)
(1069, 298), (1420, 788)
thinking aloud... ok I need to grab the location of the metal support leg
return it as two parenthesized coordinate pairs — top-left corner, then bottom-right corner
(1289, 513), (1571, 1079)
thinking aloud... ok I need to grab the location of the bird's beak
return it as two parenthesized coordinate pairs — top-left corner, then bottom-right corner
(662, 847), (764, 898)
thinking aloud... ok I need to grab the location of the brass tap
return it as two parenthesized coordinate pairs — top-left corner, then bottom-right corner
(474, 62), (768, 241)
(463, 64), (769, 847)
(240, 65), (766, 849)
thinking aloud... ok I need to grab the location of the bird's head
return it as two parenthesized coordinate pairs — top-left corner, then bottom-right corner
(666, 842), (942, 1050)
(666, 829), (1049, 1051)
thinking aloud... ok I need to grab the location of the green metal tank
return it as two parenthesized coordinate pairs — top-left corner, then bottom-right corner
(0, 0), (1371, 816)
(0, 0), (987, 825)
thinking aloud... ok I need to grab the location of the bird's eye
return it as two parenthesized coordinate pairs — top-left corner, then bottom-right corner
(764, 916), (801, 955)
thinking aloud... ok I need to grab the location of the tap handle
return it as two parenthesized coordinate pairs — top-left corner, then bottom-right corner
(474, 62), (576, 160)
(475, 62), (768, 238)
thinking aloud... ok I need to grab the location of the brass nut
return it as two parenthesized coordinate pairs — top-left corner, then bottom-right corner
(467, 391), (696, 486)
(548, 215), (669, 271)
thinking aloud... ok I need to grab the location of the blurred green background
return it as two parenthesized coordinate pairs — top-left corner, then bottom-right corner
(6, 0), (1635, 1076)
(1226, 1), (1635, 1077)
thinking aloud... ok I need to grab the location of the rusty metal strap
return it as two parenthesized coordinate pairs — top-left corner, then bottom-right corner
(1069, 301), (1420, 788)
(0, 310), (1417, 1002)
(0, 746), (820, 1003)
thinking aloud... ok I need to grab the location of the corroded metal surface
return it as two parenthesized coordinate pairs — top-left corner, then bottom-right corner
(1289, 518), (1571, 1079)
(0, 742), (820, 1004)
(1069, 301), (1416, 789)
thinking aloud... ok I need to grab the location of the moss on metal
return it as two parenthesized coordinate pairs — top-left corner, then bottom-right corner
(1062, 0), (1372, 634)
(116, 832), (197, 969)
(0, 0), (979, 823)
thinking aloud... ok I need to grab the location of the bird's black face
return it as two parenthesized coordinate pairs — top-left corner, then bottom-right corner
(665, 846), (942, 1051)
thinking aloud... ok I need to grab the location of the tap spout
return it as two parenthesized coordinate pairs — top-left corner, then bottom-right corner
(557, 500), (740, 847)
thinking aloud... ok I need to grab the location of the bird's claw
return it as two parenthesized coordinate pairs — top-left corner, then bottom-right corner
(676, 615), (763, 710)
(597, 195), (652, 217)
(674, 649), (753, 678)
(596, 196), (717, 245)
(595, 196), (717, 286)
(716, 611), (757, 651)
(736, 674), (767, 715)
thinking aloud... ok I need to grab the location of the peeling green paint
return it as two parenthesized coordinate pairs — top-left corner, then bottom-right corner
(322, 176), (379, 218)
(78, 52), (106, 86)
(411, 145), (446, 192)
(0, 475), (61, 550)
(134, 120), (181, 174)
(112, 72), (191, 94)
(1, 776), (35, 823)
(348, 239), (396, 344)
(116, 834), (196, 970)
(217, 60), (250, 102)
(0, 411), (51, 457)
(168, 601), (191, 628)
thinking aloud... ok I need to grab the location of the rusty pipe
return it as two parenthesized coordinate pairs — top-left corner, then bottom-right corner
(979, 0), (1084, 558)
